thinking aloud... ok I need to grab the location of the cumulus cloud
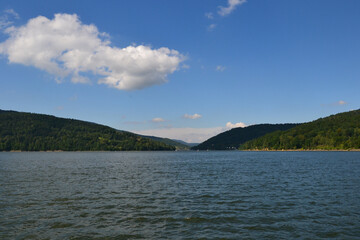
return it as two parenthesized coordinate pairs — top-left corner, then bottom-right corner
(216, 65), (226, 72)
(152, 117), (165, 123)
(0, 13), (184, 90)
(337, 100), (347, 105)
(218, 0), (247, 16)
(225, 121), (247, 129)
(184, 113), (202, 119)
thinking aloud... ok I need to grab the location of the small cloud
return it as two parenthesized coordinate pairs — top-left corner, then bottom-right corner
(56, 106), (64, 111)
(0, 18), (11, 30)
(4, 9), (19, 19)
(225, 121), (246, 129)
(71, 74), (90, 84)
(184, 113), (202, 120)
(205, 12), (214, 19)
(321, 100), (348, 107)
(152, 117), (165, 123)
(216, 65), (226, 72)
(218, 0), (247, 16)
(0, 9), (20, 30)
(207, 24), (217, 31)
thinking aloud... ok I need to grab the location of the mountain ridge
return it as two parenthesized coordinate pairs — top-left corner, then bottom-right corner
(192, 123), (299, 150)
(239, 110), (360, 150)
(0, 109), (176, 151)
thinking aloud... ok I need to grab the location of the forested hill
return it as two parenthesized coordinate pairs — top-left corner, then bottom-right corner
(139, 135), (190, 150)
(192, 124), (298, 150)
(239, 110), (360, 150)
(0, 110), (175, 151)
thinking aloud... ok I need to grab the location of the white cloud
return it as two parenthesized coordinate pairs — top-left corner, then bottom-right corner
(205, 12), (214, 19)
(0, 9), (19, 30)
(207, 24), (217, 31)
(323, 100), (348, 107)
(0, 18), (10, 30)
(218, 0), (247, 16)
(184, 113), (202, 119)
(226, 121), (246, 129)
(152, 117), (165, 123)
(0, 13), (184, 90)
(4, 9), (19, 19)
(216, 65), (226, 72)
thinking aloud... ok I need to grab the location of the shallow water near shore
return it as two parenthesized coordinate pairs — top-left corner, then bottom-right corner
(1, 151), (360, 239)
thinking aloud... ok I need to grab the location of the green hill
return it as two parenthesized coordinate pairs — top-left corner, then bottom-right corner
(192, 123), (298, 150)
(0, 110), (175, 151)
(239, 110), (360, 150)
(140, 135), (190, 150)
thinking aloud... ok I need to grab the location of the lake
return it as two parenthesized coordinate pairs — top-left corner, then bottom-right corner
(0, 151), (360, 239)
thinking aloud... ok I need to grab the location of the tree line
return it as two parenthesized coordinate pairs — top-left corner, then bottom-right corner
(0, 110), (175, 151)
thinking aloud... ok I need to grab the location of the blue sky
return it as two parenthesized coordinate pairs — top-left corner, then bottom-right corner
(0, 0), (359, 142)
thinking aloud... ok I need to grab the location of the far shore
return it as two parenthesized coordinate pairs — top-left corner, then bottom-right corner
(240, 149), (360, 152)
(3, 149), (360, 152)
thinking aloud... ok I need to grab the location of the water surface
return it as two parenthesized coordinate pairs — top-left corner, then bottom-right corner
(0, 151), (359, 239)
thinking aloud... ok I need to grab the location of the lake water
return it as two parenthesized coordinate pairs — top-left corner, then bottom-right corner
(0, 151), (360, 239)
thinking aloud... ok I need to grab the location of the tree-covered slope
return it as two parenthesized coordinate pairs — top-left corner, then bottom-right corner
(239, 110), (360, 150)
(140, 135), (190, 150)
(0, 110), (175, 151)
(192, 124), (298, 150)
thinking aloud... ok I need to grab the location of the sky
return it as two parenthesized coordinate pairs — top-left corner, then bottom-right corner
(0, 0), (359, 143)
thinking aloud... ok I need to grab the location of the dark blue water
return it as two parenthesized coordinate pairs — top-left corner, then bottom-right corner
(0, 151), (360, 239)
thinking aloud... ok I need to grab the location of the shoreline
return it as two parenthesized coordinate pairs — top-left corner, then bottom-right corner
(2, 149), (360, 152)
(240, 149), (360, 152)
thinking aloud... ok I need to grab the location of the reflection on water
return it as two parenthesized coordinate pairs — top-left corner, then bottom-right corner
(0, 151), (360, 239)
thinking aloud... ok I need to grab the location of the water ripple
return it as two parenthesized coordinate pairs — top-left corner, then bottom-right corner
(1, 151), (360, 239)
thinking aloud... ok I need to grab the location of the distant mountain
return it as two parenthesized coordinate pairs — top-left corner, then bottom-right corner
(171, 139), (199, 148)
(0, 110), (175, 151)
(240, 110), (360, 150)
(192, 124), (298, 150)
(139, 135), (190, 150)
